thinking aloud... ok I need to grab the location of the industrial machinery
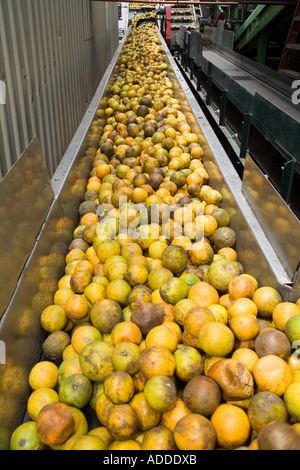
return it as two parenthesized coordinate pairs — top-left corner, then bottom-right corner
(0, 1), (300, 451)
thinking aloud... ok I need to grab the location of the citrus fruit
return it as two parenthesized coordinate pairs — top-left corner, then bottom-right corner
(198, 322), (235, 357)
(229, 312), (260, 341)
(65, 294), (89, 322)
(71, 435), (107, 450)
(247, 390), (288, 432)
(174, 298), (198, 326)
(10, 421), (46, 450)
(148, 267), (174, 291)
(208, 358), (254, 400)
(174, 413), (216, 450)
(104, 371), (135, 404)
(112, 341), (141, 375)
(139, 345), (176, 379)
(285, 314), (300, 343)
(71, 324), (102, 354)
(211, 403), (251, 449)
(254, 327), (291, 360)
(182, 375), (221, 416)
(231, 348), (259, 373)
(252, 286), (282, 318)
(141, 425), (177, 450)
(144, 375), (177, 413)
(228, 274), (257, 299)
(227, 297), (258, 319)
(36, 402), (75, 447)
(27, 387), (59, 421)
(188, 281), (219, 307)
(109, 440), (141, 450)
(42, 330), (71, 361)
(272, 302), (300, 331)
(283, 382), (300, 421)
(106, 404), (139, 441)
(110, 321), (143, 345)
(159, 277), (189, 305)
(161, 399), (191, 432)
(174, 345), (204, 382)
(28, 361), (59, 390)
(130, 392), (161, 431)
(59, 374), (93, 408)
(145, 324), (179, 352)
(79, 340), (114, 381)
(95, 392), (115, 426)
(206, 259), (240, 292)
(131, 303), (164, 336)
(257, 421), (300, 450)
(106, 279), (132, 306)
(183, 306), (215, 338)
(40, 304), (68, 332)
(90, 298), (123, 333)
(252, 354), (293, 395)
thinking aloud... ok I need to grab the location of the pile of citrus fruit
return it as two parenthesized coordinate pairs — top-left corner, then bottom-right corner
(10, 23), (300, 451)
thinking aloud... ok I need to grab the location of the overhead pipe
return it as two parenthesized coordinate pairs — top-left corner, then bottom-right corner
(91, 1), (297, 6)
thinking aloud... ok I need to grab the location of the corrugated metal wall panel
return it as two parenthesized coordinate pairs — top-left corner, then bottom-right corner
(0, 0), (119, 179)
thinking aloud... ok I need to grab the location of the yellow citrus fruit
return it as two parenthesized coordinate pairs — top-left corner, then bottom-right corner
(71, 324), (102, 354)
(198, 322), (235, 357)
(29, 361), (59, 390)
(27, 387), (59, 421)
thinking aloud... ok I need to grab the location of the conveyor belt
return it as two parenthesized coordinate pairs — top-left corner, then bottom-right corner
(1, 23), (300, 450)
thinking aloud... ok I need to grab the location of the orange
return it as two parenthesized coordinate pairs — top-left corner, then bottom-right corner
(272, 302), (300, 331)
(65, 249), (86, 265)
(71, 324), (102, 354)
(218, 247), (237, 261)
(111, 321), (143, 346)
(188, 281), (219, 307)
(40, 304), (68, 332)
(106, 404), (139, 441)
(80, 212), (99, 226)
(27, 387), (59, 421)
(219, 293), (232, 309)
(145, 324), (179, 352)
(70, 435), (107, 450)
(53, 287), (75, 309)
(174, 413), (216, 450)
(65, 294), (89, 322)
(228, 274), (257, 300)
(104, 371), (135, 404)
(139, 345), (176, 379)
(229, 313), (260, 341)
(62, 344), (78, 360)
(29, 361), (59, 390)
(198, 322), (235, 357)
(84, 282), (106, 305)
(88, 427), (113, 447)
(252, 354), (293, 395)
(37, 402), (75, 447)
(95, 393), (115, 426)
(211, 403), (251, 449)
(227, 297), (258, 319)
(73, 259), (94, 275)
(130, 392), (161, 431)
(252, 286), (282, 318)
(161, 399), (191, 432)
(231, 348), (259, 373)
(109, 440), (141, 450)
